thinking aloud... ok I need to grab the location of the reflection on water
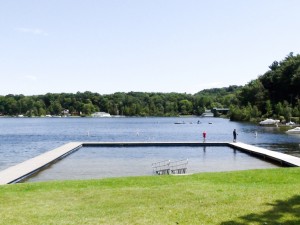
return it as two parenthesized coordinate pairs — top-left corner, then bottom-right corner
(25, 146), (279, 182)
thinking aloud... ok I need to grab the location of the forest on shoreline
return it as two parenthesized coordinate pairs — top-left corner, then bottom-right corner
(1, 53), (299, 123)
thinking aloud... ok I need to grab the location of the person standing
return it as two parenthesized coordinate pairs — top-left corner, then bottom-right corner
(233, 129), (237, 142)
(203, 131), (206, 142)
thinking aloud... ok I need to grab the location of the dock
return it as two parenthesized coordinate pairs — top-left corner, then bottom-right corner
(229, 142), (300, 167)
(0, 141), (300, 185)
(0, 142), (82, 185)
(82, 141), (228, 147)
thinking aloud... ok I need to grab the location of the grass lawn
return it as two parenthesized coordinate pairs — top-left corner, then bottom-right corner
(0, 168), (300, 225)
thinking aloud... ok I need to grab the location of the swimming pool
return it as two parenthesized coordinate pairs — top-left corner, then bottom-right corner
(25, 146), (279, 182)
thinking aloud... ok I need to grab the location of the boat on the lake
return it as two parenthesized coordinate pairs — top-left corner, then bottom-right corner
(286, 127), (300, 134)
(91, 112), (111, 117)
(174, 121), (185, 124)
(259, 118), (280, 126)
(286, 121), (295, 126)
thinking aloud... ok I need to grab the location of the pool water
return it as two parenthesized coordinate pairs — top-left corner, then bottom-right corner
(25, 146), (279, 182)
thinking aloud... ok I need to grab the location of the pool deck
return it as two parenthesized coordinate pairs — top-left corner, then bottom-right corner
(0, 141), (300, 185)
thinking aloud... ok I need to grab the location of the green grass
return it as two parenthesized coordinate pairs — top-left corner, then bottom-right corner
(1, 168), (300, 225)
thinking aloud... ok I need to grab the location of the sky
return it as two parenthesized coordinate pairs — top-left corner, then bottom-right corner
(1, 0), (300, 96)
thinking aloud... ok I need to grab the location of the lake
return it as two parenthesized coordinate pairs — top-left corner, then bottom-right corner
(1, 117), (300, 181)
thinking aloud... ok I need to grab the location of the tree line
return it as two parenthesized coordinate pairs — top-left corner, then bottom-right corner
(230, 52), (300, 123)
(0, 53), (299, 123)
(0, 89), (238, 117)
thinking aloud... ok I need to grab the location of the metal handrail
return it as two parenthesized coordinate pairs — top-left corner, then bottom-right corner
(151, 160), (170, 168)
(152, 159), (188, 175)
(169, 159), (188, 173)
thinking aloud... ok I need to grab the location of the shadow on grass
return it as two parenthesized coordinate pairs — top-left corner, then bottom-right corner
(220, 195), (300, 225)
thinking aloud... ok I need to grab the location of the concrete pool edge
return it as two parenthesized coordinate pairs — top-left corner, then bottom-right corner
(1, 141), (300, 185)
(229, 142), (300, 167)
(0, 142), (83, 185)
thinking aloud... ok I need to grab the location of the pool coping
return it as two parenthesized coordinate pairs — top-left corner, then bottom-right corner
(0, 141), (300, 185)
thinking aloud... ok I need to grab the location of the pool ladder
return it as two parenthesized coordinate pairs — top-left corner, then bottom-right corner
(152, 159), (188, 175)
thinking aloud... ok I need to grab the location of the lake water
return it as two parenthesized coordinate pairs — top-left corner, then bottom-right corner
(1, 117), (300, 181)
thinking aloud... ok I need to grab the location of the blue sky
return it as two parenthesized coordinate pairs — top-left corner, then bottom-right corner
(1, 0), (300, 95)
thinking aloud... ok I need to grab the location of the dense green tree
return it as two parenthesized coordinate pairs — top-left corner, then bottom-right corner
(82, 103), (96, 115)
(238, 80), (267, 112)
(179, 100), (193, 115)
(265, 100), (273, 118)
(4, 97), (18, 115)
(49, 100), (63, 115)
(0, 53), (299, 121)
(259, 52), (300, 105)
